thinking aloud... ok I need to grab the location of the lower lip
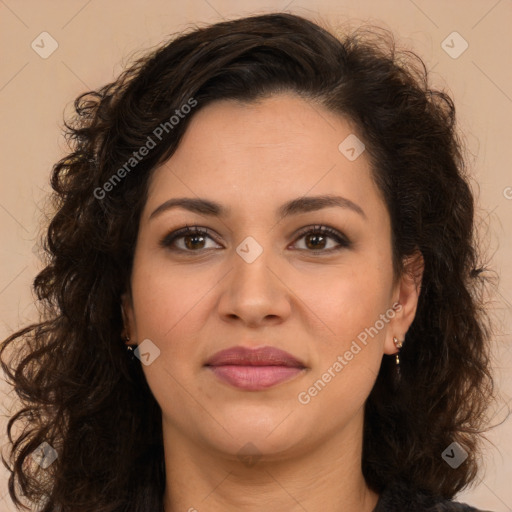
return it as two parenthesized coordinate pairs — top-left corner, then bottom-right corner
(207, 365), (305, 390)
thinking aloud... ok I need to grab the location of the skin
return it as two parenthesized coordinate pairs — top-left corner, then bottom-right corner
(122, 93), (423, 512)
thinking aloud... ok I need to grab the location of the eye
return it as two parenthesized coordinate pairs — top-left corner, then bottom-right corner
(291, 224), (351, 253)
(159, 224), (351, 254)
(159, 225), (221, 252)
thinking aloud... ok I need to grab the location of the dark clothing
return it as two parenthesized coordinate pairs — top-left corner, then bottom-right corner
(373, 480), (493, 512)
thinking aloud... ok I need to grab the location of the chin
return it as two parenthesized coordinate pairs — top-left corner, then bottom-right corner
(201, 414), (307, 458)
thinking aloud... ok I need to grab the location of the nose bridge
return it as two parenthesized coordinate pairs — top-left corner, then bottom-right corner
(232, 232), (277, 293)
(218, 231), (291, 323)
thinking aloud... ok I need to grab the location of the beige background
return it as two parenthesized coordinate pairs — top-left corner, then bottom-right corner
(1, 0), (511, 510)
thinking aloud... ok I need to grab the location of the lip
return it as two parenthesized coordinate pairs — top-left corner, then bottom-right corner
(205, 345), (305, 368)
(204, 346), (307, 391)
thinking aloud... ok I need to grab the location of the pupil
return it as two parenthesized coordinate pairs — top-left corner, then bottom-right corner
(307, 234), (325, 249)
(186, 235), (205, 250)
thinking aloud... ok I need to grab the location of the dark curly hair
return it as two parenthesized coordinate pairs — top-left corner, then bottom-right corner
(0, 12), (497, 512)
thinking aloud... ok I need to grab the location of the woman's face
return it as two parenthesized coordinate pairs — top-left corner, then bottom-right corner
(123, 93), (421, 461)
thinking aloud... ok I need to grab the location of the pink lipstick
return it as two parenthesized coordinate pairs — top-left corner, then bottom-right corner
(204, 346), (306, 391)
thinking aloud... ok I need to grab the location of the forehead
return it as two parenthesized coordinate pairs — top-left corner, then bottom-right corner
(143, 93), (386, 224)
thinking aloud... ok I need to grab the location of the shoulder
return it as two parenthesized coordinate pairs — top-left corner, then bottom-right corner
(373, 480), (494, 512)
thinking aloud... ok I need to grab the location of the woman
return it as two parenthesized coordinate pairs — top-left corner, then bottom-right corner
(0, 12), (496, 512)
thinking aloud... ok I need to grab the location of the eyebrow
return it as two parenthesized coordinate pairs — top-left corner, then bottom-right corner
(149, 194), (367, 221)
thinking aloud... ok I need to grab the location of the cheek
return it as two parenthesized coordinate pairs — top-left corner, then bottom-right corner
(295, 261), (391, 345)
(129, 258), (212, 407)
(294, 269), (391, 412)
(131, 250), (392, 349)
(130, 254), (211, 338)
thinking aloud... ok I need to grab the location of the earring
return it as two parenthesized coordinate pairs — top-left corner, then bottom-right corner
(393, 337), (403, 366)
(124, 335), (136, 361)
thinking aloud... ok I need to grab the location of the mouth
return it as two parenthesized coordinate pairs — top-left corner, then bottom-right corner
(204, 345), (307, 391)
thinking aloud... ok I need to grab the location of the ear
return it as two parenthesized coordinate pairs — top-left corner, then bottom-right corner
(121, 291), (137, 347)
(383, 250), (424, 356)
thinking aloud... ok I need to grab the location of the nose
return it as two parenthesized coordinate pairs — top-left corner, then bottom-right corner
(216, 242), (292, 328)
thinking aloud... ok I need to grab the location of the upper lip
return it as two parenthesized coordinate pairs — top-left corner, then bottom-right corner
(205, 346), (306, 368)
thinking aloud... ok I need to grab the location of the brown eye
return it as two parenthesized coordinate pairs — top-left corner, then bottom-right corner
(159, 224), (351, 255)
(292, 225), (351, 253)
(160, 226), (221, 252)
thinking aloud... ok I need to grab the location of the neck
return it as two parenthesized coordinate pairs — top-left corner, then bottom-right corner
(162, 411), (379, 512)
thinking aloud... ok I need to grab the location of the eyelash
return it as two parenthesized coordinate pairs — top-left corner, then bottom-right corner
(159, 224), (351, 255)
